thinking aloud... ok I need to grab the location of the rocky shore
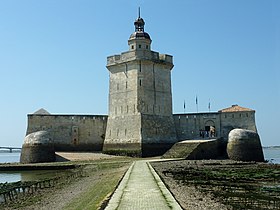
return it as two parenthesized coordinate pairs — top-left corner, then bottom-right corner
(152, 159), (280, 210)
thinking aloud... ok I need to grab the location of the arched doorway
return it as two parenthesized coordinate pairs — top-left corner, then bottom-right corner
(204, 120), (216, 137)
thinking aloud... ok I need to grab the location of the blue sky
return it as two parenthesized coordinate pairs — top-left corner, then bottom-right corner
(0, 0), (279, 147)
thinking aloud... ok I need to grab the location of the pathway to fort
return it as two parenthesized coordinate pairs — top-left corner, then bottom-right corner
(105, 160), (182, 210)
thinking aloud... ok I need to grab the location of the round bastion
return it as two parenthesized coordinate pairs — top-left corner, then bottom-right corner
(20, 131), (55, 163)
(227, 129), (264, 162)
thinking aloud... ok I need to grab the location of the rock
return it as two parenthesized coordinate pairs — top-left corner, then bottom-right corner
(227, 129), (264, 162)
(20, 131), (55, 163)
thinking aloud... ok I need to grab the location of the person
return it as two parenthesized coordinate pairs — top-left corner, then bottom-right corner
(210, 126), (215, 137)
(199, 129), (203, 138)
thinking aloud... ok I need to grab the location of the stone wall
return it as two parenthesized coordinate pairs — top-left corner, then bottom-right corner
(163, 139), (225, 159)
(26, 114), (107, 151)
(173, 113), (221, 140)
(103, 114), (142, 156)
(141, 114), (177, 156)
(219, 111), (257, 140)
(174, 111), (257, 141)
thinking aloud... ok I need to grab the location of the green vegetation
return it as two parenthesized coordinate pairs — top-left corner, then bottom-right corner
(156, 161), (280, 209)
(63, 160), (131, 210)
(64, 168), (125, 210)
(0, 158), (133, 210)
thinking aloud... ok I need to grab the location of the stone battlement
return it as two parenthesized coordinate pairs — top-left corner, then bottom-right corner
(107, 51), (173, 66)
(26, 113), (107, 152)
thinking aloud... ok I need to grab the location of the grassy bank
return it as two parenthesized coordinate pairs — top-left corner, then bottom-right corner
(0, 158), (133, 210)
(63, 160), (131, 210)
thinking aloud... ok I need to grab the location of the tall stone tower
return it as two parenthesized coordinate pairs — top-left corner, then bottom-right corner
(103, 11), (177, 157)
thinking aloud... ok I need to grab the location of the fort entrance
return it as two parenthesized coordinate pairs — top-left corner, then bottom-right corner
(204, 120), (216, 137)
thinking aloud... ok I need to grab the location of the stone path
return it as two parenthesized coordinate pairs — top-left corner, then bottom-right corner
(105, 160), (182, 210)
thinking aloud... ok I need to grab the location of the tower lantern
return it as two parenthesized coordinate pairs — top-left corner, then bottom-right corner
(134, 7), (145, 32)
(128, 8), (151, 51)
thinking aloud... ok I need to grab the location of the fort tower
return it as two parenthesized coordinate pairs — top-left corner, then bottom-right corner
(103, 11), (177, 156)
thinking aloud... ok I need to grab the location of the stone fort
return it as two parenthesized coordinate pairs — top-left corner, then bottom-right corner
(24, 13), (257, 157)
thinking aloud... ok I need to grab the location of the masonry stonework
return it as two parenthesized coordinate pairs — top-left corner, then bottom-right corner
(173, 105), (256, 141)
(22, 14), (259, 159)
(103, 14), (177, 156)
(26, 110), (107, 151)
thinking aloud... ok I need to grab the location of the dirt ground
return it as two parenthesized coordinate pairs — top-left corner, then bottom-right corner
(152, 159), (280, 210)
(2, 154), (279, 210)
(1, 152), (131, 210)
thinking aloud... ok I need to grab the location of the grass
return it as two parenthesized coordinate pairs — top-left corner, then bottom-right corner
(62, 160), (131, 210)
(0, 158), (133, 210)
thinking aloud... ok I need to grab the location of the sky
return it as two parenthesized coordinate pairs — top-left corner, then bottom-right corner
(0, 0), (279, 147)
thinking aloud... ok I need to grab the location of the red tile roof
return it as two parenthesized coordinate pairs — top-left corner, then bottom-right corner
(219, 105), (254, 113)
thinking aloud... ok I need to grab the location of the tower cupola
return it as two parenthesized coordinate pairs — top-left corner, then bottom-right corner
(128, 8), (151, 51)
(134, 15), (145, 32)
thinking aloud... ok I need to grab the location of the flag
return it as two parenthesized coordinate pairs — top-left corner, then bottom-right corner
(195, 96), (198, 105)
(208, 102), (211, 110)
(184, 100), (186, 109)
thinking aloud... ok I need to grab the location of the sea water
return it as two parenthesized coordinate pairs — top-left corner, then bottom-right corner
(0, 152), (72, 183)
(0, 148), (279, 183)
(0, 152), (20, 164)
(263, 147), (280, 164)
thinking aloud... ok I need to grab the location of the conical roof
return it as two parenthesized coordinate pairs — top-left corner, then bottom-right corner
(33, 108), (50, 115)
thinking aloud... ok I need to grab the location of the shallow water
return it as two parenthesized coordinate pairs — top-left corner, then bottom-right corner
(263, 147), (280, 164)
(0, 152), (72, 183)
(0, 152), (20, 164)
(0, 169), (72, 183)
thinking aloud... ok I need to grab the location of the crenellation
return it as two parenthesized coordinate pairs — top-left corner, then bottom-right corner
(26, 114), (107, 151)
(22, 12), (259, 160)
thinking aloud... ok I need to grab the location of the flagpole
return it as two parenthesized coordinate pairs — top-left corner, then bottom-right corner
(196, 95), (198, 113)
(208, 98), (211, 112)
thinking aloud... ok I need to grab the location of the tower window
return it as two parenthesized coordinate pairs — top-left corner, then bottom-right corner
(139, 79), (142, 86)
(139, 44), (141, 49)
(131, 45), (134, 49)
(126, 81), (128, 89)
